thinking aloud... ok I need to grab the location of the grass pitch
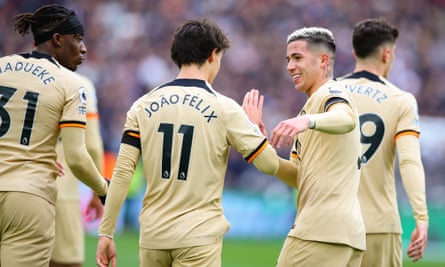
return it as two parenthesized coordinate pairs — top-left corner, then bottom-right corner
(85, 230), (444, 266)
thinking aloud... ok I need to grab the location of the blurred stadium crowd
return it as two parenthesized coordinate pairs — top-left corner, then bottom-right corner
(1, 0), (444, 236)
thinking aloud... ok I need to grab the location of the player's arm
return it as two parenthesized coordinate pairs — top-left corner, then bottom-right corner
(248, 141), (298, 188)
(97, 142), (139, 267)
(85, 114), (104, 171)
(271, 100), (356, 148)
(396, 133), (428, 261)
(60, 127), (108, 196)
(240, 90), (297, 185)
(97, 110), (140, 266)
(396, 133), (428, 223)
(228, 94), (298, 187)
(308, 100), (356, 134)
(85, 114), (106, 218)
(98, 132), (141, 238)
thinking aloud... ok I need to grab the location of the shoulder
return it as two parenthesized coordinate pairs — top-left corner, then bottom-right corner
(215, 91), (239, 106)
(57, 67), (84, 87)
(317, 80), (351, 100)
(72, 72), (97, 97)
(53, 69), (88, 107)
(0, 54), (18, 61)
(381, 77), (418, 103)
(73, 72), (95, 88)
(212, 92), (246, 120)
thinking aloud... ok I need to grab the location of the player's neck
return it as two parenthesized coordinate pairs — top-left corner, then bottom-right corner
(33, 42), (56, 58)
(177, 64), (210, 82)
(354, 61), (385, 77)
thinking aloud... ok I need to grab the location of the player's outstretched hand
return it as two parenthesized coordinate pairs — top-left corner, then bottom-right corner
(407, 221), (428, 262)
(270, 116), (310, 148)
(242, 89), (268, 136)
(96, 236), (117, 267)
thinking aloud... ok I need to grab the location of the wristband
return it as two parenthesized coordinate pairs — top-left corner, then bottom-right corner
(98, 233), (114, 239)
(308, 115), (316, 129)
(99, 178), (110, 205)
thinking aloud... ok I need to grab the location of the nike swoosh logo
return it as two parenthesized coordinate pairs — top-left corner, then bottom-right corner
(328, 87), (343, 94)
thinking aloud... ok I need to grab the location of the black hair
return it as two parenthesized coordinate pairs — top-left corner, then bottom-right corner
(352, 18), (399, 58)
(170, 18), (230, 68)
(13, 4), (83, 45)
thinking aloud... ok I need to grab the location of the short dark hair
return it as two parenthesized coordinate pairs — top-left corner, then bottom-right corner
(170, 18), (230, 68)
(352, 18), (399, 58)
(13, 4), (83, 45)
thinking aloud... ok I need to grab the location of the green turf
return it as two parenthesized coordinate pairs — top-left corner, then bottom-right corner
(85, 230), (444, 266)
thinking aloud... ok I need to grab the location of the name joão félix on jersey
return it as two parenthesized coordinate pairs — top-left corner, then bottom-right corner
(144, 93), (217, 123)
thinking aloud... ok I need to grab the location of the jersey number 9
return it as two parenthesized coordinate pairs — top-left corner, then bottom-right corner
(359, 113), (384, 164)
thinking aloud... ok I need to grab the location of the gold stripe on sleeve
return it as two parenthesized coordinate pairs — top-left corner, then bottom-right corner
(394, 130), (420, 142)
(246, 139), (269, 163)
(59, 121), (87, 129)
(127, 131), (141, 139)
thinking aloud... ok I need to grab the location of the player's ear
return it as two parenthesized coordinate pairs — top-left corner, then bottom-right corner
(208, 48), (217, 63)
(52, 33), (64, 48)
(352, 50), (358, 60)
(381, 47), (390, 64)
(320, 53), (329, 67)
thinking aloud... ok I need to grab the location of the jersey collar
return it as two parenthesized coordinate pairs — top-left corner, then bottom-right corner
(18, 50), (60, 67)
(157, 79), (216, 96)
(345, 70), (386, 85)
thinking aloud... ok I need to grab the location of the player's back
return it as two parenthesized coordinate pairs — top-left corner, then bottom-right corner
(126, 78), (265, 248)
(338, 70), (420, 233)
(0, 51), (87, 204)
